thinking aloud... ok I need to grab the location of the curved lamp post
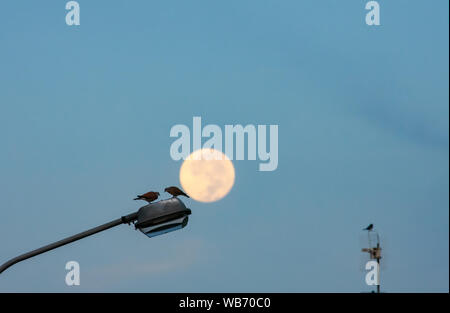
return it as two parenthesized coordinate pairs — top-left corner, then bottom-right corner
(0, 197), (191, 274)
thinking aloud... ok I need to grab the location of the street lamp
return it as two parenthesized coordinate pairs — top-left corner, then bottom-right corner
(0, 197), (191, 274)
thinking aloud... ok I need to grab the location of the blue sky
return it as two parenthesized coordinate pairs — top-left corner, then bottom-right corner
(0, 1), (448, 292)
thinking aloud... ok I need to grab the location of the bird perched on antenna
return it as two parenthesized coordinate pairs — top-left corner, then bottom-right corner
(363, 224), (374, 231)
(134, 191), (160, 203)
(164, 186), (189, 198)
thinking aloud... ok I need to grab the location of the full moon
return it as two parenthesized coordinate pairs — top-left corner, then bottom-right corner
(179, 149), (235, 202)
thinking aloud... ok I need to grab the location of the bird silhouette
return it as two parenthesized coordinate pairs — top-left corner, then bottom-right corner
(363, 224), (374, 231)
(134, 191), (160, 203)
(164, 186), (189, 198)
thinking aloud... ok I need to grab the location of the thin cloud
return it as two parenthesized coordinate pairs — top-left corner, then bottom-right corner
(82, 237), (204, 290)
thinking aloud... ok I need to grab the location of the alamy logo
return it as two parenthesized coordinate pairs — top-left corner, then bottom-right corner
(65, 261), (80, 286)
(65, 1), (80, 26)
(365, 1), (380, 26)
(365, 260), (379, 286)
(170, 117), (278, 171)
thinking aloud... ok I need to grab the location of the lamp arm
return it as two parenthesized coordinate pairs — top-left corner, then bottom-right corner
(0, 212), (138, 275)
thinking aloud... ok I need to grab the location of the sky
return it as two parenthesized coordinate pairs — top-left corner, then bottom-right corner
(0, 1), (448, 292)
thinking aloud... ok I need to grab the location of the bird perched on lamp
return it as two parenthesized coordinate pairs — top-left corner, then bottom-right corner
(134, 191), (160, 203)
(363, 224), (374, 231)
(164, 186), (189, 198)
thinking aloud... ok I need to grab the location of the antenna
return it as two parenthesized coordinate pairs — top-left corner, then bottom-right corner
(361, 225), (382, 293)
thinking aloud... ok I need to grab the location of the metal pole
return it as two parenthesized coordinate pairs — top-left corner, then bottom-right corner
(376, 242), (381, 293)
(0, 212), (138, 275)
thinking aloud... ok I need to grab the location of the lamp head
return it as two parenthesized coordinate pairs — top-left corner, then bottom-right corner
(134, 197), (191, 238)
